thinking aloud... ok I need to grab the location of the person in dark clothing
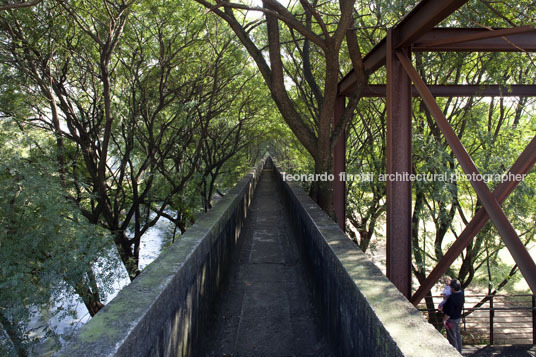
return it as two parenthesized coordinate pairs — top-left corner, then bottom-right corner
(442, 279), (464, 353)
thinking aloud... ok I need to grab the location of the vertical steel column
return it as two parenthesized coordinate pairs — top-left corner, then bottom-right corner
(386, 30), (412, 298)
(333, 95), (346, 231)
(396, 49), (536, 295)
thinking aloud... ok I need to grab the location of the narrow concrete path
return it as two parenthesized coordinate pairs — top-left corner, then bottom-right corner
(199, 169), (332, 356)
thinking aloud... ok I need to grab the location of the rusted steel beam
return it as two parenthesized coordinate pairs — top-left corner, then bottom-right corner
(395, 50), (536, 296)
(395, 0), (469, 48)
(362, 84), (536, 97)
(417, 26), (535, 48)
(385, 31), (412, 298)
(338, 0), (469, 96)
(411, 134), (536, 306)
(414, 28), (536, 52)
(333, 95), (346, 231)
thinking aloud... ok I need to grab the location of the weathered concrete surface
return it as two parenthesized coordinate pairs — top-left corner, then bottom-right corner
(56, 156), (462, 357)
(274, 164), (461, 357)
(56, 160), (265, 357)
(199, 166), (332, 356)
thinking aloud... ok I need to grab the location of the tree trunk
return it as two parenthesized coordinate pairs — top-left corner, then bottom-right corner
(310, 151), (334, 217)
(112, 230), (140, 280)
(71, 274), (104, 317)
(0, 310), (28, 357)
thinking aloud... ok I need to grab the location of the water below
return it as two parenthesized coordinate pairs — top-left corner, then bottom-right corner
(28, 214), (175, 355)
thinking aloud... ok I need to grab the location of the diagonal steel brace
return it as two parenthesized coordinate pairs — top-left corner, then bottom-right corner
(394, 50), (536, 299)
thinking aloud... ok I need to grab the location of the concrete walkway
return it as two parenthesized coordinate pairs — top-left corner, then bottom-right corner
(199, 169), (332, 356)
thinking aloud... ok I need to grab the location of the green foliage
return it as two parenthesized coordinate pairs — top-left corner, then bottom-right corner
(0, 120), (114, 354)
(345, 98), (386, 251)
(0, 0), (534, 352)
(0, 1), (281, 350)
(267, 117), (314, 192)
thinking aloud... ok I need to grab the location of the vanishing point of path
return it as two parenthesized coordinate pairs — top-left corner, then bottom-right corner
(199, 168), (333, 356)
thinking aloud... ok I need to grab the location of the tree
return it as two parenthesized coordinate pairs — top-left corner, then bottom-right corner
(193, 0), (368, 216)
(193, 36), (268, 212)
(0, 0), (43, 11)
(0, 0), (276, 353)
(0, 120), (114, 356)
(345, 98), (386, 252)
(0, 0), (270, 280)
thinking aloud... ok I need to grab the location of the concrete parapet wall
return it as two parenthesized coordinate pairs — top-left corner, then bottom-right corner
(57, 159), (266, 357)
(273, 165), (460, 356)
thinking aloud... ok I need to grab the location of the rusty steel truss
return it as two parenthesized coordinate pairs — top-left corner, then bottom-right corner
(334, 0), (536, 300)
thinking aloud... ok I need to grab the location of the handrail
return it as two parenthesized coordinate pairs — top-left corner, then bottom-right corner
(417, 294), (535, 345)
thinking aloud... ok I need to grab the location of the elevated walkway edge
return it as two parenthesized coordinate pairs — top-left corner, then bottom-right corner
(273, 159), (460, 356)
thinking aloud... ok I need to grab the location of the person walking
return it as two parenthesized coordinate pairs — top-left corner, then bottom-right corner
(442, 279), (464, 353)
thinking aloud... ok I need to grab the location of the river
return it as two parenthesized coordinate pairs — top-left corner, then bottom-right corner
(28, 214), (176, 356)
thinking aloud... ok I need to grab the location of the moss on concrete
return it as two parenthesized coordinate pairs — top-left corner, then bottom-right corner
(78, 313), (120, 343)
(57, 160), (266, 356)
(274, 163), (460, 357)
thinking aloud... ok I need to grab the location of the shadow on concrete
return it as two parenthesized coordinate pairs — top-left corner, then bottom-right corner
(198, 169), (332, 356)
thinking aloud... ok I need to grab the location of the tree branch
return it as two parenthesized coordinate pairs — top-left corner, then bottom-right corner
(265, 9), (318, 157)
(0, 0), (43, 11)
(333, 0), (356, 47)
(330, 19), (367, 150)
